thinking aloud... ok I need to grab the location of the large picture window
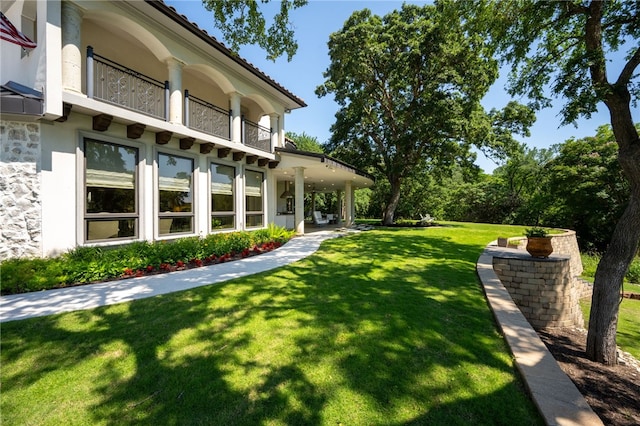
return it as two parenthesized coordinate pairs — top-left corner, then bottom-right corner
(84, 139), (138, 241)
(245, 170), (264, 228)
(211, 163), (235, 230)
(158, 152), (194, 235)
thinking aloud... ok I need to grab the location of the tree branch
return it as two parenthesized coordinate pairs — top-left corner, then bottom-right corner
(616, 46), (640, 87)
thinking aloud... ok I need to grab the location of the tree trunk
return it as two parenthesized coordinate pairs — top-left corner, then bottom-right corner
(586, 87), (640, 365)
(382, 177), (402, 225)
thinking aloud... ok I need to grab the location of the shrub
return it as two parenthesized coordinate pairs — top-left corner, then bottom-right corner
(0, 257), (67, 295)
(0, 227), (293, 295)
(525, 227), (549, 238)
(627, 259), (640, 284)
(581, 252), (640, 284)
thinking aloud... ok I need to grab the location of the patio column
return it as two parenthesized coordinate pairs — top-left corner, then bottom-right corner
(279, 112), (286, 147)
(167, 58), (184, 125)
(270, 114), (279, 149)
(336, 190), (343, 226)
(344, 181), (353, 227)
(230, 92), (242, 143)
(61, 1), (83, 93)
(294, 167), (305, 235)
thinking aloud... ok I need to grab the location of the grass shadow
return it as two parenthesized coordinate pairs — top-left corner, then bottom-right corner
(1, 226), (541, 424)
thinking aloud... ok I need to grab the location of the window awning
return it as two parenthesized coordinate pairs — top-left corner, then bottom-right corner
(0, 81), (43, 116)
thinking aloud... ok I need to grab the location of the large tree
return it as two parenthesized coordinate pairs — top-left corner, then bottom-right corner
(201, 0), (307, 61)
(316, 5), (533, 225)
(544, 126), (630, 252)
(450, 0), (639, 364)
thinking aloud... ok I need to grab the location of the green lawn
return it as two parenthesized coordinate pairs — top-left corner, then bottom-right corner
(580, 297), (640, 360)
(1, 223), (543, 425)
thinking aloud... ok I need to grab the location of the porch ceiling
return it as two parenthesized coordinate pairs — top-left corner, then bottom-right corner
(274, 149), (374, 192)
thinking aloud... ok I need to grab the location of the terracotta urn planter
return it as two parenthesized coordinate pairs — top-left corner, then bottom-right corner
(526, 237), (553, 258)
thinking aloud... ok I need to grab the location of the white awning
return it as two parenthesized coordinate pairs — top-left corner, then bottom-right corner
(159, 175), (190, 192)
(86, 169), (134, 189)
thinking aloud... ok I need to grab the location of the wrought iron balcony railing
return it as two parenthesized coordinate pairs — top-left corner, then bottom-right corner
(184, 91), (230, 140)
(243, 119), (271, 152)
(86, 47), (273, 153)
(87, 46), (168, 121)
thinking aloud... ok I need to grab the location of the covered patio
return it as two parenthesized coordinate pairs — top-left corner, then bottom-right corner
(272, 147), (374, 235)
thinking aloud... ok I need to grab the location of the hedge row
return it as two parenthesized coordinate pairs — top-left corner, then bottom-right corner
(0, 225), (294, 296)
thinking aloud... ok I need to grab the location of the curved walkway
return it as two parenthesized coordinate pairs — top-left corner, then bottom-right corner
(477, 243), (602, 426)
(0, 230), (347, 323)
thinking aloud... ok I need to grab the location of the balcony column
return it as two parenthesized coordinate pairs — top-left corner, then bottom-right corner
(230, 92), (242, 143)
(294, 167), (305, 235)
(61, 1), (83, 93)
(269, 113), (279, 149)
(279, 112), (286, 147)
(344, 180), (353, 227)
(336, 189), (343, 226)
(167, 58), (184, 125)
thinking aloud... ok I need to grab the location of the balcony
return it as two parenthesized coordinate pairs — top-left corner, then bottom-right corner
(88, 48), (168, 121)
(85, 48), (272, 153)
(243, 119), (271, 152)
(184, 91), (230, 140)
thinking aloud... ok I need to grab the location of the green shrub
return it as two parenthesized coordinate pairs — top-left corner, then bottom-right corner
(581, 252), (640, 284)
(0, 227), (293, 295)
(166, 237), (204, 262)
(627, 260), (640, 284)
(525, 227), (549, 238)
(0, 257), (67, 295)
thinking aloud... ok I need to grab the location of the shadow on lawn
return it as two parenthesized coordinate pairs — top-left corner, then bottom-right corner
(0, 229), (542, 425)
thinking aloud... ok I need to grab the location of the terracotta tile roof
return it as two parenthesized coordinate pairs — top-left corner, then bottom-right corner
(145, 0), (307, 108)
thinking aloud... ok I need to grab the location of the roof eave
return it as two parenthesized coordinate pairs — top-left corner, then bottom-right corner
(144, 0), (307, 109)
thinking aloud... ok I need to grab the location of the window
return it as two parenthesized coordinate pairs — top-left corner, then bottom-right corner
(158, 152), (194, 235)
(245, 170), (264, 227)
(84, 139), (138, 241)
(211, 163), (235, 230)
(21, 1), (36, 59)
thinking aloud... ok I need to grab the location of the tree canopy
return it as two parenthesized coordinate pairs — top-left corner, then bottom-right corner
(317, 4), (533, 224)
(285, 131), (325, 153)
(446, 0), (639, 365)
(201, 0), (307, 61)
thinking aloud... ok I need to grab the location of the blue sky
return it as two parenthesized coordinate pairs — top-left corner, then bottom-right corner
(165, 0), (634, 173)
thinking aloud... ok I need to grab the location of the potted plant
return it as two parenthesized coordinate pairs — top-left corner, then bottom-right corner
(525, 226), (553, 258)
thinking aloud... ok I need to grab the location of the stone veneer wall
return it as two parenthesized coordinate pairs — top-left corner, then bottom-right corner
(492, 252), (585, 330)
(0, 121), (42, 260)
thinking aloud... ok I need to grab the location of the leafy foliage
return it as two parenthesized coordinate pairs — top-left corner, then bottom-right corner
(525, 227), (549, 238)
(201, 0), (307, 61)
(543, 125), (630, 251)
(445, 0), (639, 363)
(317, 4), (533, 224)
(285, 131), (325, 153)
(0, 227), (294, 295)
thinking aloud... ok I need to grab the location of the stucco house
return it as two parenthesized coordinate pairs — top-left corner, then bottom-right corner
(0, 0), (373, 260)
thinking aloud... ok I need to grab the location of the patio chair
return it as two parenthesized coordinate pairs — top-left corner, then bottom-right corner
(313, 211), (329, 225)
(419, 213), (434, 225)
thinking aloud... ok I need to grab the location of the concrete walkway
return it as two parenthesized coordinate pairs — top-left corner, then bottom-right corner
(477, 244), (603, 426)
(0, 230), (347, 323)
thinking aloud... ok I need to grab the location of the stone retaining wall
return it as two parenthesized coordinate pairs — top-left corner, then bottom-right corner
(551, 230), (583, 277)
(1, 121), (42, 260)
(492, 251), (585, 330)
